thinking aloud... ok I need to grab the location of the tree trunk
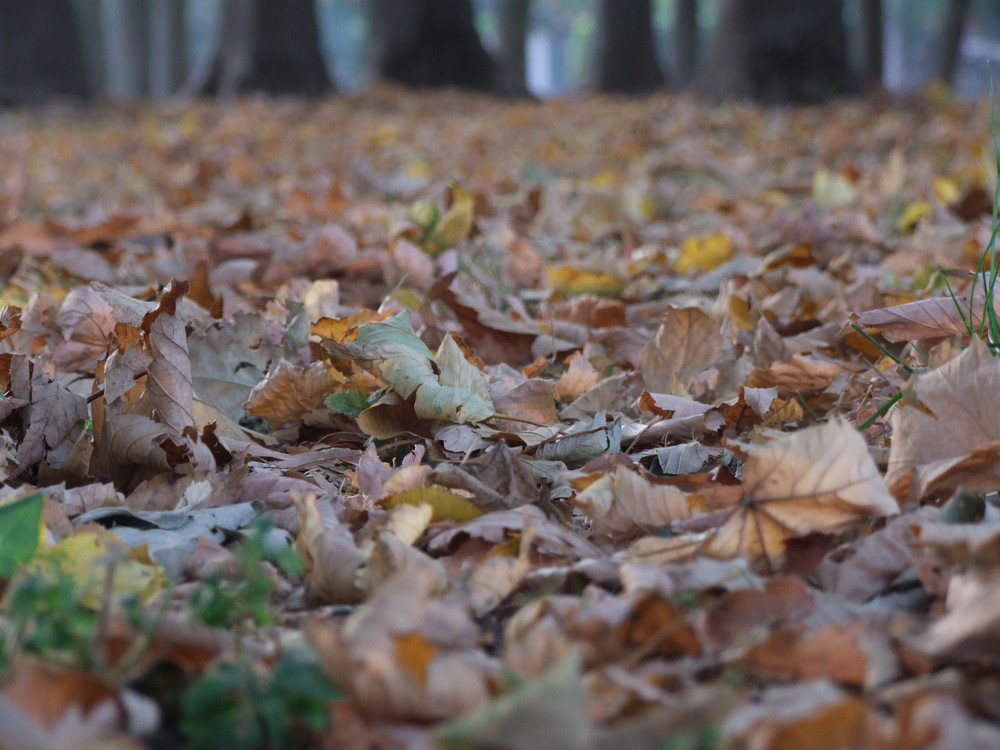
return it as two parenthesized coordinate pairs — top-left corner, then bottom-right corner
(589, 0), (665, 94)
(187, 0), (332, 98)
(497, 0), (531, 96)
(695, 0), (857, 104)
(72, 0), (107, 94)
(673, 0), (699, 90)
(859, 0), (883, 89)
(0, 0), (91, 103)
(369, 0), (496, 90)
(103, 0), (151, 97)
(149, 0), (187, 97)
(935, 0), (971, 84)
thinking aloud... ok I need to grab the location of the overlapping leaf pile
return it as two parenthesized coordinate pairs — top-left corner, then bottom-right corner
(3, 89), (1000, 747)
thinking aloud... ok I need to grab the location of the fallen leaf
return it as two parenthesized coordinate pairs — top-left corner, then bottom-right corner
(887, 339), (1000, 502)
(704, 419), (898, 571)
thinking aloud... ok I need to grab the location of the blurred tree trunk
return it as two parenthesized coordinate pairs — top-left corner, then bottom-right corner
(369, 0), (496, 90)
(590, 0), (665, 94)
(103, 0), (151, 97)
(497, 0), (531, 96)
(149, 0), (187, 97)
(859, 0), (883, 89)
(187, 0), (332, 97)
(73, 0), (107, 94)
(696, 0), (857, 104)
(0, 0), (91, 103)
(673, 0), (698, 90)
(935, 0), (971, 84)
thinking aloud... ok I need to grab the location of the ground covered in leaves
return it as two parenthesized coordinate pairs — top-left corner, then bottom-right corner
(2, 88), (1000, 748)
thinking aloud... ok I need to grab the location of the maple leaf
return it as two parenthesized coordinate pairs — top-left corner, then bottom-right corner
(887, 338), (1000, 502)
(703, 419), (898, 572)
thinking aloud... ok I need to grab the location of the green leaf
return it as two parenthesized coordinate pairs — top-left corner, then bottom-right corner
(354, 313), (494, 423)
(270, 651), (339, 730)
(0, 493), (44, 579)
(324, 390), (371, 418)
(181, 662), (262, 750)
(179, 652), (337, 750)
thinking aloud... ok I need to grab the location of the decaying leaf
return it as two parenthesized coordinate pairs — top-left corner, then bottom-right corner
(570, 465), (696, 539)
(888, 338), (1000, 502)
(704, 419), (898, 571)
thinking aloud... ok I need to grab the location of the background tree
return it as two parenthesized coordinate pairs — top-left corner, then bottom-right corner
(148, 0), (187, 97)
(696, 0), (857, 104)
(859, 0), (884, 90)
(369, 0), (496, 90)
(673, 0), (699, 90)
(497, 0), (531, 96)
(186, 0), (332, 97)
(0, 0), (91, 103)
(935, 0), (972, 84)
(102, 0), (151, 98)
(589, 0), (665, 94)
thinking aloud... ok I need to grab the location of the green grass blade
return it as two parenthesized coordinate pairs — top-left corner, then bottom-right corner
(849, 323), (914, 374)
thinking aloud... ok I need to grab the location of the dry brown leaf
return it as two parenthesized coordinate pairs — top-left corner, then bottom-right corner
(739, 621), (891, 688)
(309, 568), (494, 722)
(294, 490), (367, 604)
(14, 368), (87, 474)
(52, 286), (116, 372)
(143, 281), (195, 436)
(697, 577), (814, 653)
(887, 338), (1000, 502)
(246, 360), (342, 429)
(723, 679), (870, 750)
(857, 294), (995, 343)
(428, 505), (600, 560)
(571, 465), (695, 539)
(815, 510), (928, 602)
(553, 352), (602, 402)
(744, 354), (846, 397)
(704, 419), (898, 571)
(640, 305), (725, 395)
(912, 520), (1000, 660)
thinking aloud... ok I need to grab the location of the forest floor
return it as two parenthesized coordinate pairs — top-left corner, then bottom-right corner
(1, 88), (1000, 749)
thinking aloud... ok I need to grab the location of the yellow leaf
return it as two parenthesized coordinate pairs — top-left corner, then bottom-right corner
(932, 176), (960, 204)
(385, 503), (434, 545)
(383, 486), (483, 523)
(35, 531), (164, 607)
(675, 233), (733, 275)
(727, 294), (754, 330)
(589, 170), (619, 188)
(371, 122), (398, 147)
(812, 169), (855, 207)
(408, 200), (440, 237)
(391, 287), (424, 310)
(177, 111), (201, 138)
(432, 185), (476, 250)
(897, 200), (932, 233)
(404, 160), (434, 179)
(762, 189), (791, 207)
(546, 265), (625, 296)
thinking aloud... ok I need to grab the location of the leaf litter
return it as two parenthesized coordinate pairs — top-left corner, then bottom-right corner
(2, 90), (1000, 747)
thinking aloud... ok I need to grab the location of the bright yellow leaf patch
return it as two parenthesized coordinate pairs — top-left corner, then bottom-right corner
(675, 233), (733, 275)
(547, 264), (626, 296)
